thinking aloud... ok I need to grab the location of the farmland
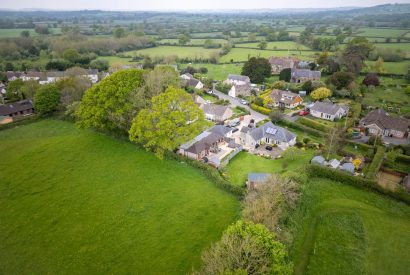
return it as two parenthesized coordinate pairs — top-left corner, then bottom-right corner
(125, 46), (220, 59)
(290, 178), (410, 275)
(179, 63), (243, 80)
(235, 41), (311, 50)
(220, 48), (318, 63)
(355, 28), (409, 38)
(0, 28), (61, 38)
(0, 120), (239, 274)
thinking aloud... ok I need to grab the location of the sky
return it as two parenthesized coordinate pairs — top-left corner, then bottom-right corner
(0, 0), (409, 10)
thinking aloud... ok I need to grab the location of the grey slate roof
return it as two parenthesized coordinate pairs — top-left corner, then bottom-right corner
(203, 104), (230, 117)
(228, 74), (250, 83)
(291, 69), (321, 78)
(0, 100), (33, 116)
(249, 121), (296, 143)
(340, 162), (355, 174)
(185, 132), (221, 154)
(248, 173), (271, 183)
(208, 125), (232, 136)
(311, 155), (325, 165)
(268, 57), (296, 67)
(311, 101), (349, 116)
(188, 78), (200, 87)
(360, 109), (409, 133)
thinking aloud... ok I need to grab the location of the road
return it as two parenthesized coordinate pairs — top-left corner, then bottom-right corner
(212, 89), (297, 123)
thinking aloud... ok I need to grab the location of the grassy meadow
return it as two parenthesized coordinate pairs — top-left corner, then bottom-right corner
(179, 63), (243, 80)
(0, 28), (62, 38)
(235, 41), (311, 50)
(125, 46), (220, 59)
(0, 120), (239, 274)
(290, 178), (410, 275)
(220, 48), (318, 63)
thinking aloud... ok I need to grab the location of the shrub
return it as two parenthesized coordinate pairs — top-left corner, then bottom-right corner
(362, 73), (380, 87)
(34, 84), (60, 115)
(250, 103), (271, 115)
(365, 146), (386, 179)
(298, 117), (331, 132)
(278, 120), (324, 138)
(327, 71), (355, 90)
(311, 87), (332, 101)
(196, 220), (292, 275)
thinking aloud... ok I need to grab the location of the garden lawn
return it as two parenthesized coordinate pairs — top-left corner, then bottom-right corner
(290, 178), (410, 275)
(0, 119), (239, 274)
(125, 46), (220, 59)
(225, 150), (314, 186)
(362, 85), (410, 115)
(179, 63), (243, 80)
(220, 48), (319, 63)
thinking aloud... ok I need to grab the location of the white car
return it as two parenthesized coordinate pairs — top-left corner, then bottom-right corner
(240, 99), (248, 105)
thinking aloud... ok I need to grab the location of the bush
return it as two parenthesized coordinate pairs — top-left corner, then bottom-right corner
(298, 117), (331, 132)
(278, 119), (324, 138)
(34, 84), (60, 115)
(196, 220), (292, 275)
(362, 73), (380, 87)
(306, 164), (410, 205)
(250, 103), (271, 115)
(365, 146), (386, 179)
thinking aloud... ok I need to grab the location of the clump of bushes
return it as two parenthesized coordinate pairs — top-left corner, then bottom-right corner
(250, 103), (270, 115)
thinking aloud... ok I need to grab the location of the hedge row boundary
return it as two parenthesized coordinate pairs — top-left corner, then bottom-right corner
(250, 103), (271, 115)
(365, 146), (386, 179)
(306, 164), (410, 205)
(298, 117), (331, 132)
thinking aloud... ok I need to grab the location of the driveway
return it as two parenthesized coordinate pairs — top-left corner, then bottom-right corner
(212, 89), (294, 123)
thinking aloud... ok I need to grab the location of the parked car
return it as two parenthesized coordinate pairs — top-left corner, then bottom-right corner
(206, 89), (213, 94)
(229, 118), (240, 127)
(232, 128), (239, 133)
(240, 99), (248, 105)
(255, 144), (260, 149)
(265, 145), (273, 151)
(299, 109), (309, 116)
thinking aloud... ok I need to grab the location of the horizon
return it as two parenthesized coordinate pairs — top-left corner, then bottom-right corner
(1, 0), (409, 12)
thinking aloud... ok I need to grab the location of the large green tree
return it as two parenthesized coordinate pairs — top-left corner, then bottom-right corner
(6, 79), (25, 101)
(241, 57), (272, 83)
(341, 37), (373, 74)
(76, 69), (145, 132)
(197, 220), (292, 275)
(129, 87), (206, 159)
(34, 84), (60, 115)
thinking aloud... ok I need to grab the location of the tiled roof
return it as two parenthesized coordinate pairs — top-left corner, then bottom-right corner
(360, 109), (408, 132)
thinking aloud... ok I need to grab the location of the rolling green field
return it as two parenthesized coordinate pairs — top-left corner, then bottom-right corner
(365, 60), (410, 75)
(125, 46), (220, 59)
(225, 150), (314, 186)
(235, 41), (311, 50)
(220, 48), (319, 63)
(96, 55), (134, 66)
(158, 38), (227, 45)
(0, 120), (239, 274)
(361, 85), (410, 115)
(179, 63), (243, 80)
(356, 28), (409, 38)
(290, 178), (410, 275)
(0, 28), (61, 38)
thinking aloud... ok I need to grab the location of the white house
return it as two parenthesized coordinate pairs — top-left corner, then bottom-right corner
(224, 74), (250, 86)
(310, 101), (349, 121)
(228, 83), (251, 97)
(180, 73), (204, 89)
(239, 121), (296, 149)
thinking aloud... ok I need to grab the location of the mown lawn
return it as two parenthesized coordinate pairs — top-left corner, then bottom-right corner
(0, 119), (239, 274)
(289, 178), (410, 275)
(125, 46), (220, 59)
(224, 150), (314, 186)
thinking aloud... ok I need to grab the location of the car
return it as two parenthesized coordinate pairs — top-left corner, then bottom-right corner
(265, 145), (273, 151)
(255, 144), (260, 149)
(299, 109), (309, 116)
(240, 99), (248, 105)
(232, 128), (239, 133)
(206, 89), (213, 94)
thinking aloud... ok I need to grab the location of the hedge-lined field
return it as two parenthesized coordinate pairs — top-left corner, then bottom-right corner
(290, 178), (410, 275)
(0, 120), (239, 274)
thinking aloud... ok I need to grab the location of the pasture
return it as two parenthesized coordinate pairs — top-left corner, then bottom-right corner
(220, 48), (319, 63)
(0, 120), (239, 274)
(290, 178), (410, 275)
(179, 63), (243, 80)
(365, 60), (410, 75)
(96, 55), (134, 66)
(235, 41), (311, 50)
(158, 38), (227, 45)
(125, 46), (220, 59)
(356, 28), (408, 38)
(0, 28), (61, 38)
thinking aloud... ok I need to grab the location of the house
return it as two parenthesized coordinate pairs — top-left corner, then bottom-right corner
(202, 104), (233, 122)
(193, 95), (207, 107)
(359, 109), (409, 139)
(39, 71), (65, 84)
(0, 100), (34, 121)
(6, 71), (23, 82)
(247, 173), (271, 189)
(180, 73), (204, 89)
(340, 162), (355, 175)
(290, 69), (321, 83)
(268, 57), (297, 74)
(240, 121), (296, 149)
(310, 101), (349, 121)
(21, 71), (45, 82)
(311, 155), (325, 165)
(228, 83), (251, 98)
(269, 89), (303, 109)
(87, 69), (99, 83)
(224, 74), (250, 86)
(178, 125), (232, 161)
(0, 83), (6, 96)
